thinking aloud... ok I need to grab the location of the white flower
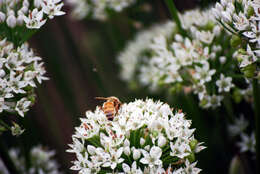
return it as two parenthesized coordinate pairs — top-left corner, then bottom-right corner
(233, 12), (250, 31)
(122, 162), (142, 174)
(237, 132), (256, 153)
(11, 122), (25, 136)
(15, 98), (31, 117)
(23, 9), (46, 29)
(41, 0), (65, 19)
(102, 148), (124, 170)
(228, 115), (249, 137)
(193, 62), (216, 84)
(216, 74), (234, 93)
(140, 146), (162, 168)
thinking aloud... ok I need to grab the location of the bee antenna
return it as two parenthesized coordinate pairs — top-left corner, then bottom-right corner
(95, 97), (108, 100)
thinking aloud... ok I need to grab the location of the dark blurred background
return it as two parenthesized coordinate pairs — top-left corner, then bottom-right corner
(4, 0), (257, 174)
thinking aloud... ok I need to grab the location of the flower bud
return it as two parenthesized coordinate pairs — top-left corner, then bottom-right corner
(247, 6), (254, 18)
(124, 146), (131, 156)
(187, 152), (195, 163)
(189, 139), (198, 151)
(124, 139), (130, 147)
(230, 35), (242, 48)
(232, 89), (243, 103)
(158, 135), (167, 147)
(133, 149), (141, 160)
(0, 69), (5, 77)
(6, 15), (16, 28)
(241, 63), (256, 78)
(220, 56), (226, 64)
(140, 138), (145, 146)
(229, 156), (245, 174)
(17, 15), (24, 26)
(0, 12), (6, 23)
(87, 145), (96, 155)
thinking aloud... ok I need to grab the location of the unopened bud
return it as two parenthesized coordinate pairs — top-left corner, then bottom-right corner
(158, 135), (167, 147)
(189, 139), (198, 151)
(6, 15), (16, 28)
(0, 69), (5, 77)
(140, 138), (145, 146)
(17, 15), (24, 26)
(230, 35), (242, 48)
(133, 149), (141, 160)
(220, 56), (226, 64)
(247, 6), (254, 18)
(241, 63), (256, 78)
(187, 153), (195, 163)
(87, 145), (96, 155)
(124, 146), (130, 156)
(229, 155), (245, 174)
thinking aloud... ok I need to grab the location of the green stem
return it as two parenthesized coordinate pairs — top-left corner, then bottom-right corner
(0, 119), (10, 130)
(164, 0), (186, 36)
(252, 79), (260, 172)
(0, 140), (21, 174)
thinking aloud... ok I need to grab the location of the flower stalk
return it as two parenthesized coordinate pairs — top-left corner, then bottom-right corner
(164, 0), (186, 36)
(252, 78), (260, 171)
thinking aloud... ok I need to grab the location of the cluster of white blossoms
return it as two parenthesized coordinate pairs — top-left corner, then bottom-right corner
(0, 0), (65, 29)
(67, 0), (136, 20)
(0, 38), (48, 117)
(0, 145), (62, 174)
(118, 8), (253, 109)
(67, 98), (205, 174)
(213, 0), (260, 75)
(117, 21), (176, 85)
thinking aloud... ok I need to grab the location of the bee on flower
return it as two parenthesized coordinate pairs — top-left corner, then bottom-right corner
(67, 98), (205, 174)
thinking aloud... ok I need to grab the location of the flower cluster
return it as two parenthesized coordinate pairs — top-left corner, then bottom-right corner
(118, 9), (253, 109)
(0, 0), (65, 29)
(0, 0), (65, 45)
(213, 0), (260, 77)
(0, 38), (48, 117)
(0, 145), (63, 174)
(67, 98), (205, 174)
(67, 0), (136, 20)
(117, 21), (176, 85)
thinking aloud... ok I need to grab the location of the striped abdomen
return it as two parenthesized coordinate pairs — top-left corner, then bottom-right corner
(103, 102), (116, 121)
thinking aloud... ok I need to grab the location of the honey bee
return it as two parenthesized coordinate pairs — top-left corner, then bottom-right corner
(95, 96), (122, 121)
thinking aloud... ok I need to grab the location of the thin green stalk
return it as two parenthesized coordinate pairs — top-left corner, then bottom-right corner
(0, 140), (21, 174)
(252, 79), (260, 172)
(0, 119), (10, 130)
(164, 0), (186, 36)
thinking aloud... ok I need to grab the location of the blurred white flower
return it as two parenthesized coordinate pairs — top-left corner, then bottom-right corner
(1, 145), (63, 174)
(68, 0), (136, 20)
(228, 115), (249, 137)
(216, 74), (234, 93)
(237, 132), (256, 153)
